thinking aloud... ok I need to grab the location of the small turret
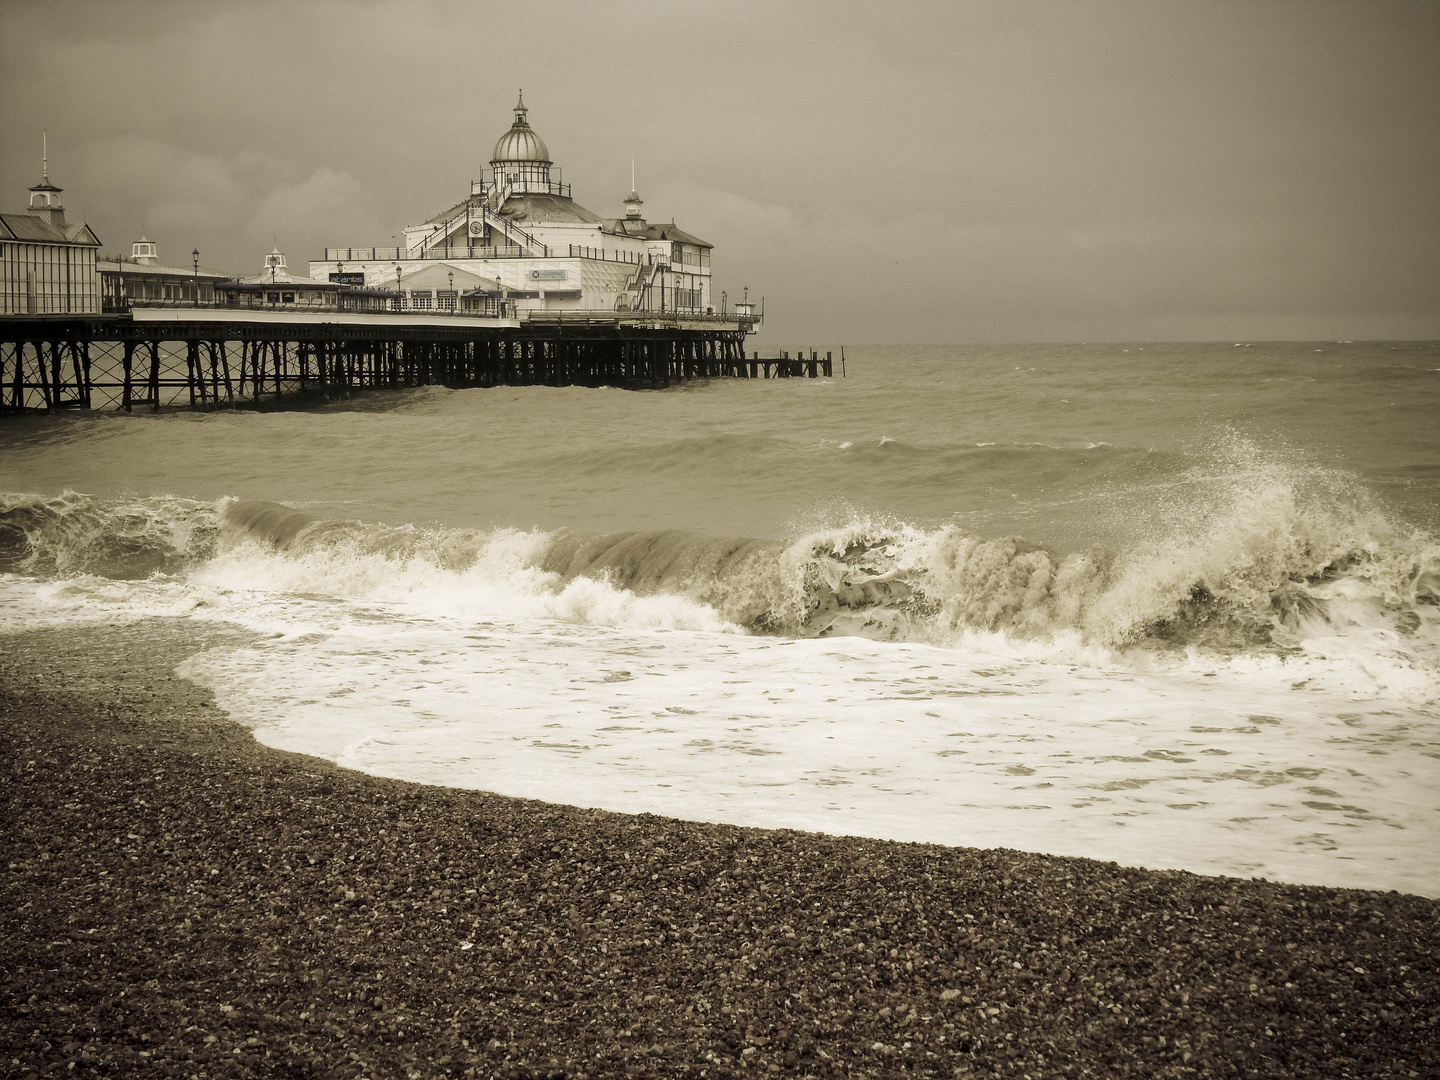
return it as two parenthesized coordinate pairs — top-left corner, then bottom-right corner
(623, 162), (645, 222)
(27, 133), (66, 227)
(132, 233), (159, 265)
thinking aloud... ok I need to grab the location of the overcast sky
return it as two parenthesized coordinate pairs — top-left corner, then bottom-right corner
(3, 0), (1437, 343)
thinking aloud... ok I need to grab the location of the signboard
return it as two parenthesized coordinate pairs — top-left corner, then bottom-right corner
(329, 272), (366, 287)
(529, 269), (567, 281)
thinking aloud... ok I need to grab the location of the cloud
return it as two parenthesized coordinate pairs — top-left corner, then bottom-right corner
(64, 136), (384, 272)
(3, 0), (1438, 339)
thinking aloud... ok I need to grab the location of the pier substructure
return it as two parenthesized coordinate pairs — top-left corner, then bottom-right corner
(0, 315), (823, 413)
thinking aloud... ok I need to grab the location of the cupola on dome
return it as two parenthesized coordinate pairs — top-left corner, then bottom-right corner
(491, 91), (550, 164)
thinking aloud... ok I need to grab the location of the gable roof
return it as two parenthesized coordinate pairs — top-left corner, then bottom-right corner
(645, 222), (711, 248)
(0, 213), (101, 246)
(398, 262), (498, 290)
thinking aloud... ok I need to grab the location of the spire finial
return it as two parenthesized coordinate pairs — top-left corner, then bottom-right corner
(624, 163), (643, 218)
(514, 89), (527, 122)
(42, 131), (48, 182)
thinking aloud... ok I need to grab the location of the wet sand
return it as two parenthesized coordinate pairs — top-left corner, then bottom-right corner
(2, 621), (1436, 1079)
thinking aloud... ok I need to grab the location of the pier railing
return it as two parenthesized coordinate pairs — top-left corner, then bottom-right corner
(568, 245), (641, 264)
(325, 244), (649, 266)
(324, 245), (529, 262)
(123, 298), (515, 320)
(525, 309), (758, 329)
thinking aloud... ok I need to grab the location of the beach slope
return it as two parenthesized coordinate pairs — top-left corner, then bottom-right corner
(3, 622), (1436, 1078)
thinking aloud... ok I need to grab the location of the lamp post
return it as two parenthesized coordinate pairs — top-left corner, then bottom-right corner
(395, 264), (403, 310)
(448, 270), (454, 313)
(192, 249), (199, 307)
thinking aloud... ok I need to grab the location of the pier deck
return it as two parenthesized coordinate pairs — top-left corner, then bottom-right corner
(0, 310), (832, 412)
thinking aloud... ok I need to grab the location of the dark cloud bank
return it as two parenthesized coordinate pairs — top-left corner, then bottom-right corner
(2, 0), (1437, 344)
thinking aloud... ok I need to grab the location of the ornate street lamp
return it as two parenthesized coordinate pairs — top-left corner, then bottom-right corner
(448, 270), (454, 313)
(395, 264), (403, 309)
(192, 249), (199, 307)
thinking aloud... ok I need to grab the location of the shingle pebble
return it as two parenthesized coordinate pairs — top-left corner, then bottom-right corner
(3, 621), (1437, 1078)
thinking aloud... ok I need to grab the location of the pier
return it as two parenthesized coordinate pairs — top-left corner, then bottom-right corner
(0, 309), (833, 413)
(3, 97), (842, 415)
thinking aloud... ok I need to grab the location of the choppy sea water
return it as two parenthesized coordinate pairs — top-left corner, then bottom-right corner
(2, 342), (1438, 896)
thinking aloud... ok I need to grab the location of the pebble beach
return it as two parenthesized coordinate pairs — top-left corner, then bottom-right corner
(3, 621), (1437, 1079)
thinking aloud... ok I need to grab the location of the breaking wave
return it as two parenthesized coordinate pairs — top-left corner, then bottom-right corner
(4, 468), (1438, 684)
(0, 490), (217, 579)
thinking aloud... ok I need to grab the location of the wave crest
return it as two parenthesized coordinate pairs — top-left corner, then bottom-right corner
(0, 490), (217, 579)
(6, 478), (1437, 687)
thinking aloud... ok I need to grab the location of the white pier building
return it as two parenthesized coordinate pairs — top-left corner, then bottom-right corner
(310, 93), (719, 319)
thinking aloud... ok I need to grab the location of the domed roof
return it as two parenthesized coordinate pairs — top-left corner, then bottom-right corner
(491, 91), (551, 164)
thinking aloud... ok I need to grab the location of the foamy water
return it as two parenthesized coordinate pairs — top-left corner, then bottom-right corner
(2, 343), (1438, 896)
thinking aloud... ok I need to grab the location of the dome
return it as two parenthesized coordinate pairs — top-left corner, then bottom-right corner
(491, 91), (551, 164)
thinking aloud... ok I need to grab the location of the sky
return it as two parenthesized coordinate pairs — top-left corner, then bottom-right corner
(2, 0), (1437, 344)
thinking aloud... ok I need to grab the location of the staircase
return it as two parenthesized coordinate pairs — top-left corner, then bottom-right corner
(411, 201), (548, 259)
(621, 261), (658, 310)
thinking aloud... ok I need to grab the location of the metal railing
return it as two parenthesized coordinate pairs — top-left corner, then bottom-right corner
(474, 174), (571, 201)
(470, 203), (547, 257)
(324, 245), (530, 262)
(111, 297), (750, 325)
(324, 244), (650, 265)
(523, 309), (759, 328)
(568, 245), (641, 264)
(120, 297), (517, 320)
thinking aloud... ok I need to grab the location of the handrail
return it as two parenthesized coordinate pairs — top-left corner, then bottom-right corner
(522, 309), (758, 328)
(567, 244), (641, 265)
(410, 200), (548, 259)
(475, 203), (547, 257)
(474, 172), (571, 204)
(324, 245), (530, 262)
(120, 297), (516, 320)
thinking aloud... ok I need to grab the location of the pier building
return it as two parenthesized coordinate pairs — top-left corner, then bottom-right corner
(1, 154), (101, 316)
(0, 107), (807, 414)
(99, 235), (230, 313)
(312, 93), (717, 318)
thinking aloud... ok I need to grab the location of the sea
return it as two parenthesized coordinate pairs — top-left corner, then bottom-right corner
(2, 341), (1437, 897)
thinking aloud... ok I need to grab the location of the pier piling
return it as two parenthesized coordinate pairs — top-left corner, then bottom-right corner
(0, 314), (837, 412)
